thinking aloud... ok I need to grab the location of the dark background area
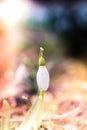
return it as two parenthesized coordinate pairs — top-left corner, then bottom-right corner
(30, 0), (87, 59)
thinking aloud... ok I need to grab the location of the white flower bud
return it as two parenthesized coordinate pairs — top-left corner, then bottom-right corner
(15, 64), (30, 84)
(36, 66), (49, 91)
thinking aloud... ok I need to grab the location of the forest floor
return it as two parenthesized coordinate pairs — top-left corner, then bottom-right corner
(1, 58), (87, 130)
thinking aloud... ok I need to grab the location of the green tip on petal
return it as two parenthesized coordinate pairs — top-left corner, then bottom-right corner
(40, 47), (44, 56)
(39, 47), (46, 66)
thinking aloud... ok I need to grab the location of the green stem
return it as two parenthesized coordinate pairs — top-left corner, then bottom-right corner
(16, 90), (44, 130)
(38, 89), (44, 97)
(39, 47), (45, 66)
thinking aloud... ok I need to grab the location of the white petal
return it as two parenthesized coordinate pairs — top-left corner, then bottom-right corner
(15, 64), (29, 84)
(36, 66), (49, 91)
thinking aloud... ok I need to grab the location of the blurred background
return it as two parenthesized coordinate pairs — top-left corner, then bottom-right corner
(0, 0), (87, 99)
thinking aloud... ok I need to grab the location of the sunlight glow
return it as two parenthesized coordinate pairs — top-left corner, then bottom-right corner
(0, 0), (31, 27)
(0, 0), (34, 57)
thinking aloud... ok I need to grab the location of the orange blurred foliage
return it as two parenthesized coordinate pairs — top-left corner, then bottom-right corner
(0, 20), (17, 81)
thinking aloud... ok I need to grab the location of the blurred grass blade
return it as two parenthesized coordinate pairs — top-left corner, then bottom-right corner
(1, 100), (10, 130)
(16, 95), (44, 130)
(51, 103), (82, 120)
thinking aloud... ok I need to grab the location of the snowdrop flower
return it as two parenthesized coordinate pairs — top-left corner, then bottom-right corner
(36, 47), (50, 91)
(15, 62), (30, 84)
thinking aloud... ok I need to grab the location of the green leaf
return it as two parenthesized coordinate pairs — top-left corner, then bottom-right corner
(16, 92), (44, 130)
(1, 100), (10, 130)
